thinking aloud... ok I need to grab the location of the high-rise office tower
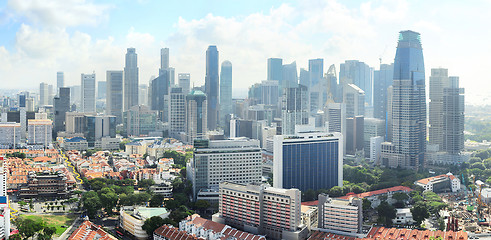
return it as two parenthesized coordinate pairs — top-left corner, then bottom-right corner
(81, 73), (96, 113)
(308, 58), (324, 88)
(429, 68), (448, 149)
(124, 105), (157, 136)
(442, 76), (464, 155)
(57, 71), (64, 94)
(178, 73), (191, 94)
(190, 139), (262, 199)
(281, 84), (308, 135)
(149, 71), (169, 121)
(169, 87), (186, 139)
(186, 89), (207, 144)
(282, 61), (298, 88)
(168, 67), (175, 86)
(161, 48), (169, 70)
(373, 63), (394, 120)
(53, 87), (70, 135)
(364, 118), (385, 157)
(346, 116), (364, 155)
(124, 48), (139, 111)
(267, 58), (283, 82)
(106, 71), (124, 124)
(381, 30), (426, 169)
(325, 102), (345, 134)
(273, 132), (343, 192)
(97, 81), (106, 99)
(339, 60), (372, 106)
(219, 60), (232, 127)
(205, 46), (219, 130)
(343, 83), (365, 118)
(138, 84), (148, 106)
(39, 82), (49, 107)
(299, 68), (309, 88)
(48, 84), (54, 105)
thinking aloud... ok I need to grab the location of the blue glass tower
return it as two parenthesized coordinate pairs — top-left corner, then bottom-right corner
(205, 46), (219, 130)
(273, 132), (343, 192)
(390, 30), (426, 168)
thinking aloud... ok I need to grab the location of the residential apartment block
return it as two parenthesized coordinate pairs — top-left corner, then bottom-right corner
(213, 182), (308, 240)
(317, 194), (363, 235)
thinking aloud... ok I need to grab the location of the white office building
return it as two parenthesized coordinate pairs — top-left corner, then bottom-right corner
(0, 122), (21, 147)
(190, 138), (262, 199)
(27, 119), (53, 147)
(81, 73), (96, 113)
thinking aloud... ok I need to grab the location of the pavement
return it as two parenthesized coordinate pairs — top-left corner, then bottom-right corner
(56, 217), (81, 240)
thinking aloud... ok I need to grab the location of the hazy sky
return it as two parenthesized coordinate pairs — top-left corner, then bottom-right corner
(0, 0), (490, 104)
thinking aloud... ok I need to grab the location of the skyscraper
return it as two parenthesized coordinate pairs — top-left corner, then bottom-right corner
(138, 84), (148, 106)
(282, 61), (298, 88)
(205, 45), (219, 130)
(267, 58), (283, 82)
(161, 48), (169, 70)
(54, 87), (70, 135)
(57, 71), (64, 93)
(81, 73), (96, 113)
(39, 82), (49, 107)
(149, 71), (169, 117)
(381, 30), (426, 169)
(273, 132), (343, 192)
(339, 60), (372, 106)
(106, 71), (124, 123)
(186, 89), (207, 144)
(442, 76), (464, 155)
(169, 87), (186, 139)
(178, 73), (191, 94)
(219, 60), (232, 127)
(308, 58), (324, 88)
(124, 48), (139, 111)
(97, 81), (106, 99)
(299, 68), (309, 88)
(429, 68), (449, 149)
(281, 84), (308, 135)
(373, 63), (394, 120)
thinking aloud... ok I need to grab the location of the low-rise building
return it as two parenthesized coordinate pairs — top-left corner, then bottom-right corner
(301, 205), (318, 231)
(153, 225), (197, 240)
(337, 186), (413, 208)
(414, 173), (461, 193)
(120, 206), (169, 240)
(94, 136), (121, 150)
(317, 194), (362, 235)
(393, 208), (414, 225)
(68, 220), (117, 240)
(64, 137), (89, 151)
(149, 181), (173, 198)
(308, 227), (468, 240)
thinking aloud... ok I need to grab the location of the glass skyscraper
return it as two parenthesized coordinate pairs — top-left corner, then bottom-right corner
(382, 30), (426, 169)
(205, 46), (219, 131)
(273, 132), (343, 192)
(219, 60), (232, 127)
(124, 48), (139, 111)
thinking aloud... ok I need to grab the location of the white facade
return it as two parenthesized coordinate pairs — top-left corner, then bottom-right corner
(192, 138), (262, 199)
(81, 73), (96, 113)
(178, 73), (191, 94)
(0, 157), (10, 240)
(94, 137), (121, 150)
(393, 208), (414, 225)
(27, 119), (53, 146)
(370, 136), (383, 163)
(317, 194), (363, 234)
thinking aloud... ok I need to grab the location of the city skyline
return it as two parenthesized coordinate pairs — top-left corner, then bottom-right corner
(0, 0), (489, 104)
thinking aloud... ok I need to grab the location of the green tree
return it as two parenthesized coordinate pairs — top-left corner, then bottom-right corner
(14, 217), (44, 239)
(352, 185), (365, 194)
(392, 192), (409, 202)
(9, 234), (22, 240)
(411, 203), (430, 226)
(362, 198), (372, 211)
(195, 200), (210, 212)
(138, 179), (155, 190)
(471, 162), (486, 170)
(376, 201), (396, 226)
(302, 189), (316, 201)
(99, 187), (118, 214)
(149, 194), (166, 207)
(38, 226), (57, 240)
(329, 186), (343, 197)
(164, 199), (181, 210)
(82, 191), (102, 218)
(142, 216), (166, 235)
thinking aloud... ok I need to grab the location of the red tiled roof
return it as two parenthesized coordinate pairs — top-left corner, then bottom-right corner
(309, 227), (468, 240)
(416, 174), (456, 185)
(68, 221), (117, 240)
(338, 186), (413, 200)
(154, 225), (198, 240)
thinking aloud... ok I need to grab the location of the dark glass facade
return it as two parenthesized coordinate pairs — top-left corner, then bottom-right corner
(281, 139), (339, 192)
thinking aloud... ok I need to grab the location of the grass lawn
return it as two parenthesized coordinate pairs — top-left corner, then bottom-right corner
(22, 214), (77, 236)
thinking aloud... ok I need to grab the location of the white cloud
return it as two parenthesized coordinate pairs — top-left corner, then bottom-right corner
(7, 0), (111, 27)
